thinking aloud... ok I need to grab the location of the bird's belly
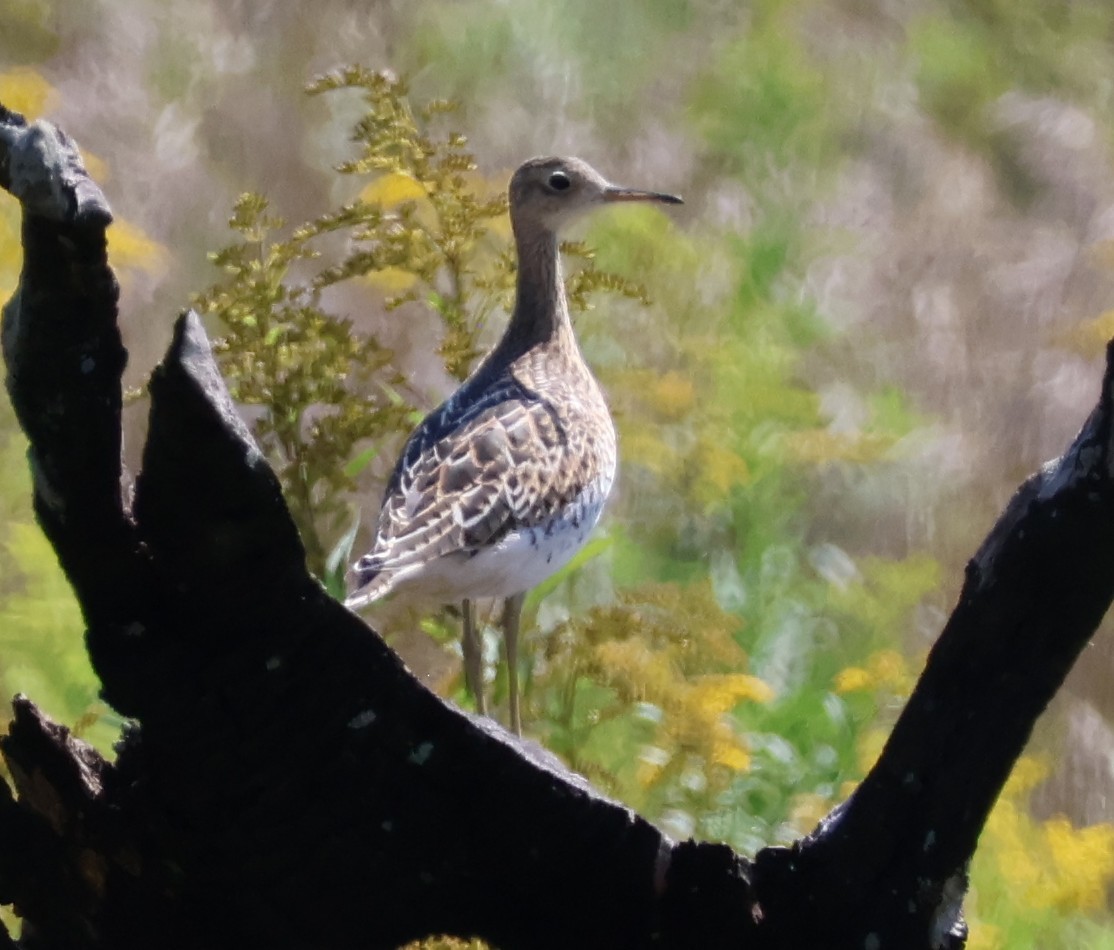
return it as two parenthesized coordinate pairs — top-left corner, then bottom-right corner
(407, 491), (607, 603)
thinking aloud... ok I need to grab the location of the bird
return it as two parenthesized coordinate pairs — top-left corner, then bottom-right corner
(345, 156), (682, 734)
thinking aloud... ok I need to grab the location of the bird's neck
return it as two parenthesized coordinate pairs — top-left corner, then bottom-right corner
(499, 227), (576, 358)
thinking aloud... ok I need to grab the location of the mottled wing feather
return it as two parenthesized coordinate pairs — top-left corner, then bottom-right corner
(350, 324), (618, 607)
(353, 372), (566, 589)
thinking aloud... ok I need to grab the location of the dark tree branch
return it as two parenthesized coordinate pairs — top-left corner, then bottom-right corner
(1, 107), (1112, 950)
(753, 352), (1114, 946)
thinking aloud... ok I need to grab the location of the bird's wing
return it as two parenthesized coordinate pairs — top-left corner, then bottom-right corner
(353, 372), (574, 586)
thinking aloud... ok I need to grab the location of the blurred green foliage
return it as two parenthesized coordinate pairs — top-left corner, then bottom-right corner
(0, 0), (59, 65)
(910, 1), (1114, 206)
(693, 14), (835, 182)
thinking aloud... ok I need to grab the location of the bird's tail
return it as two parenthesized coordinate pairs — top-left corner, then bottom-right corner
(343, 561), (394, 611)
(343, 588), (378, 611)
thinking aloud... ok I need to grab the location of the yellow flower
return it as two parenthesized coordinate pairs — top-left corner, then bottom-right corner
(694, 439), (750, 498)
(834, 650), (911, 695)
(649, 370), (696, 420)
(965, 922), (1003, 950)
(691, 673), (775, 713)
(1003, 755), (1049, 797)
(711, 740), (750, 772)
(80, 150), (110, 183)
(987, 799), (1042, 900)
(977, 755), (1114, 912)
(0, 69), (55, 118)
(359, 171), (428, 208)
(363, 266), (419, 296)
(868, 649), (910, 693)
(790, 792), (833, 835)
(1043, 816), (1114, 911)
(855, 727), (888, 775)
(783, 428), (893, 464)
(1057, 306), (1114, 358)
(108, 218), (168, 276)
(834, 665), (871, 693)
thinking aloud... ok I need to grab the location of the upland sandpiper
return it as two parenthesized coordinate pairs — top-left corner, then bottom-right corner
(346, 156), (682, 734)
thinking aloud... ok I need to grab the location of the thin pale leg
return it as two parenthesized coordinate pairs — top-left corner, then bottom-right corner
(504, 591), (526, 736)
(461, 598), (486, 715)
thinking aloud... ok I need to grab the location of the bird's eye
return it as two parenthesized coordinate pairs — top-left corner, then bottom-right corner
(548, 171), (571, 192)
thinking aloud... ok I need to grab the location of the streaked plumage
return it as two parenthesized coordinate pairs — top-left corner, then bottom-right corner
(345, 330), (616, 607)
(346, 156), (682, 732)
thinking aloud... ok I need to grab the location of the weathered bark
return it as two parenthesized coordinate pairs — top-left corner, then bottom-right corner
(1, 106), (1113, 950)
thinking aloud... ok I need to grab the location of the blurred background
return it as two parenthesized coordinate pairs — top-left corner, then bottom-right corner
(4, 1), (1114, 946)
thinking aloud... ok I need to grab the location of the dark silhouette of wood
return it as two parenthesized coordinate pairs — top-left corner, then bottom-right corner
(2, 104), (1113, 949)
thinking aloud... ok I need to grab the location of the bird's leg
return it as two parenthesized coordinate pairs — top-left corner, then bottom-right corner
(461, 598), (486, 715)
(504, 592), (526, 736)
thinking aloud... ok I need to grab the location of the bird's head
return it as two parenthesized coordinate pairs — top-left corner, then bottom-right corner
(508, 156), (682, 237)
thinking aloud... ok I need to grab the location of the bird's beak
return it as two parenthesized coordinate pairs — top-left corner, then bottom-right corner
(603, 186), (683, 205)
